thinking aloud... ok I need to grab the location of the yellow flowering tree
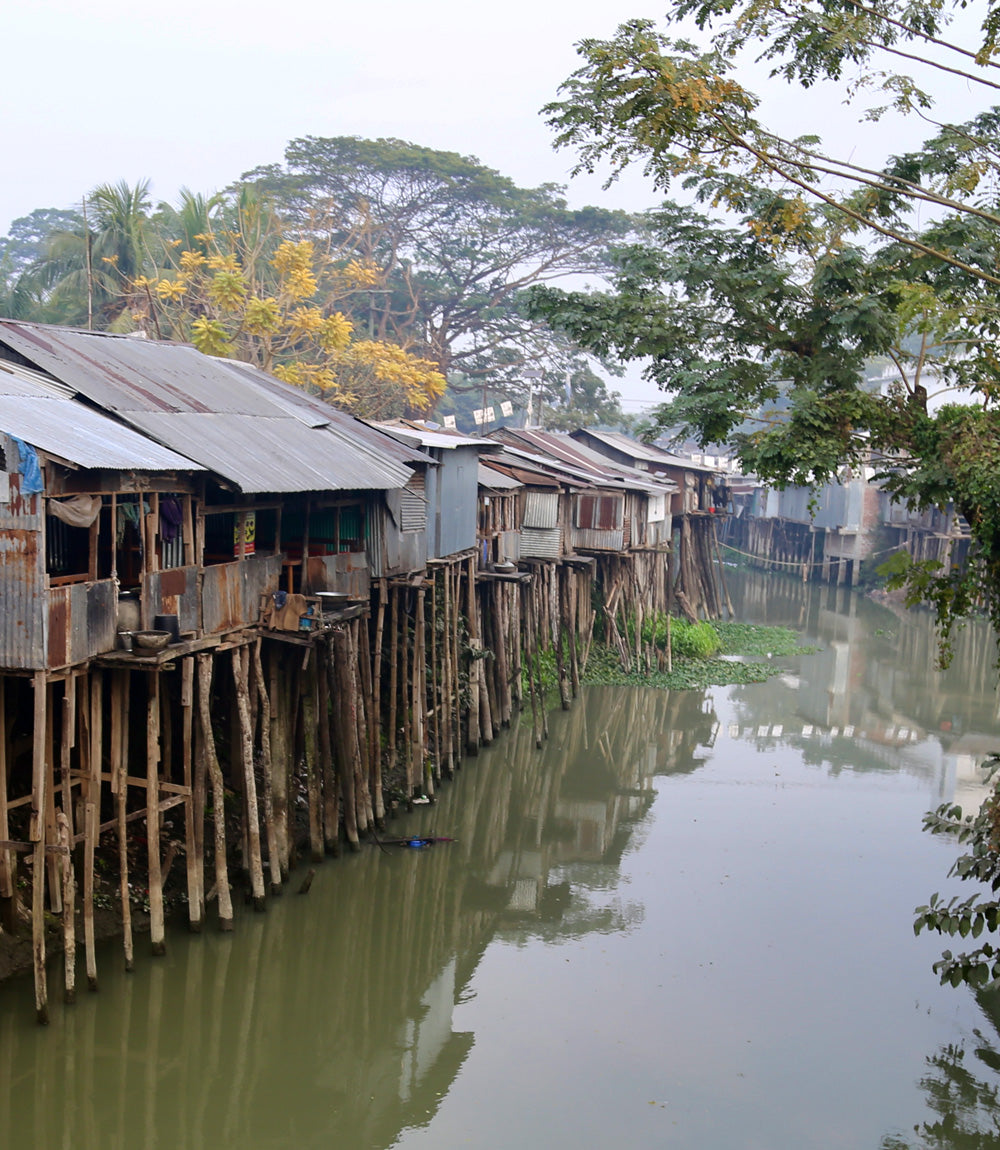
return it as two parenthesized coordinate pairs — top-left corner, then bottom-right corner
(131, 198), (445, 418)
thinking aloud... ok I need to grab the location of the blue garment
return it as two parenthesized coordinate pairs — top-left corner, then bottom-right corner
(11, 437), (42, 495)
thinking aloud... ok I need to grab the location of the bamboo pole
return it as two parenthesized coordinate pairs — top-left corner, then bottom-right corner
(465, 558), (481, 755)
(357, 607), (381, 826)
(330, 630), (359, 850)
(371, 579), (387, 814)
(31, 671), (48, 1023)
(78, 674), (100, 990)
(388, 586), (399, 776)
(269, 651), (290, 879)
(0, 679), (13, 934)
(60, 677), (77, 996)
(180, 656), (203, 929)
(318, 640), (338, 854)
(232, 647), (265, 910)
(196, 653), (233, 930)
(414, 586), (430, 788)
(353, 618), (374, 828)
(146, 671), (166, 955)
(301, 651), (324, 863)
(252, 640), (282, 893)
(44, 691), (61, 915)
(112, 670), (134, 971)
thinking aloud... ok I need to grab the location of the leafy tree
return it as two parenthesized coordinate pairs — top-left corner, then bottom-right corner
(530, 4), (1000, 991)
(236, 136), (633, 401)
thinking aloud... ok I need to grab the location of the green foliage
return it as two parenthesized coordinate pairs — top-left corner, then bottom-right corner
(625, 612), (721, 658)
(584, 621), (814, 691)
(914, 771), (1000, 990)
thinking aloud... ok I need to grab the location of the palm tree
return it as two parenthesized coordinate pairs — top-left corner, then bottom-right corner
(14, 179), (154, 328)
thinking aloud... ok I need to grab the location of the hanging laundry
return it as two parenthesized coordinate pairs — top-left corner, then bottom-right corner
(10, 437), (42, 495)
(159, 495), (183, 542)
(47, 494), (102, 528)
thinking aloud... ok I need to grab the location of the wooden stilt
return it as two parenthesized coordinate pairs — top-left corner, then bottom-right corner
(301, 651), (324, 863)
(180, 656), (203, 929)
(78, 674), (100, 991)
(331, 630), (360, 850)
(351, 620), (374, 829)
(58, 678), (77, 997)
(269, 651), (290, 880)
(232, 647), (265, 910)
(196, 653), (233, 931)
(112, 670), (134, 971)
(252, 640), (282, 893)
(31, 671), (49, 1024)
(318, 641), (337, 854)
(0, 680), (16, 934)
(146, 672), (166, 955)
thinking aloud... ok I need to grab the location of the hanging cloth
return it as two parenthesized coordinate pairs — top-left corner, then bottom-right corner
(10, 437), (42, 495)
(47, 494), (102, 528)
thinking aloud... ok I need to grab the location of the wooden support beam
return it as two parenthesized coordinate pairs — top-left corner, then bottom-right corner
(147, 671), (166, 955)
(197, 653), (233, 931)
(111, 669), (134, 971)
(232, 647), (265, 910)
(61, 678), (77, 999)
(31, 671), (49, 1024)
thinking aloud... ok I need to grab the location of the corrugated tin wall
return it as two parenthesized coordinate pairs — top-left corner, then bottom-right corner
(0, 434), (46, 669)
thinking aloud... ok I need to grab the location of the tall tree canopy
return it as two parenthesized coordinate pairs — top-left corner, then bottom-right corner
(236, 136), (633, 395)
(530, 1), (1000, 991)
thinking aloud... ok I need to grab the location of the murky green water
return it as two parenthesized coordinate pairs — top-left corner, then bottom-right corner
(4, 572), (1000, 1148)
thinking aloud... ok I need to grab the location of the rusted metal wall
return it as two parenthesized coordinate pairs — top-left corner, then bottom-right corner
(0, 438), (46, 670)
(47, 579), (117, 669)
(143, 565), (200, 633)
(202, 554), (281, 634)
(304, 552), (371, 599)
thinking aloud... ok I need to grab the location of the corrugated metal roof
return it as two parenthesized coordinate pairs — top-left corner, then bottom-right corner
(494, 428), (678, 494)
(572, 428), (719, 475)
(372, 419), (497, 451)
(478, 462), (522, 491)
(0, 321), (432, 494)
(0, 362), (203, 472)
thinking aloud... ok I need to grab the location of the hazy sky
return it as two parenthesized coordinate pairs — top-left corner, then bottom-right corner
(1, 1), (984, 408)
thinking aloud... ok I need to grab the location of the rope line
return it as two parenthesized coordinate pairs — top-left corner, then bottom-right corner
(716, 540), (910, 569)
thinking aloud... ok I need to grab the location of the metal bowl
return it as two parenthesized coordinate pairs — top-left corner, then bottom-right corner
(132, 630), (172, 652)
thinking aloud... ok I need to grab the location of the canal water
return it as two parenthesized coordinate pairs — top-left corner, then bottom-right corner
(4, 572), (1000, 1148)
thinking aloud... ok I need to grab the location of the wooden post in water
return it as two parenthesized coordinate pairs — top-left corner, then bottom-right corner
(30, 671), (48, 1023)
(301, 651), (324, 863)
(146, 671), (166, 955)
(0, 680), (15, 935)
(79, 673), (100, 990)
(111, 670), (134, 971)
(252, 640), (282, 892)
(317, 641), (337, 854)
(388, 587), (399, 778)
(196, 653), (233, 931)
(180, 656), (204, 929)
(371, 580), (387, 816)
(269, 651), (290, 880)
(465, 557), (481, 755)
(330, 629), (360, 849)
(60, 676), (78, 996)
(352, 619), (374, 828)
(232, 646), (266, 910)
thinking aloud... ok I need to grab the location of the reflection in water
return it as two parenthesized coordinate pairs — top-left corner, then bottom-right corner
(729, 572), (1000, 810)
(0, 685), (688, 1148)
(882, 993), (1000, 1149)
(4, 570), (1000, 1147)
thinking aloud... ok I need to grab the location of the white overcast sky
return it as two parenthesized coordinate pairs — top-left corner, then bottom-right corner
(0, 0), (986, 408)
